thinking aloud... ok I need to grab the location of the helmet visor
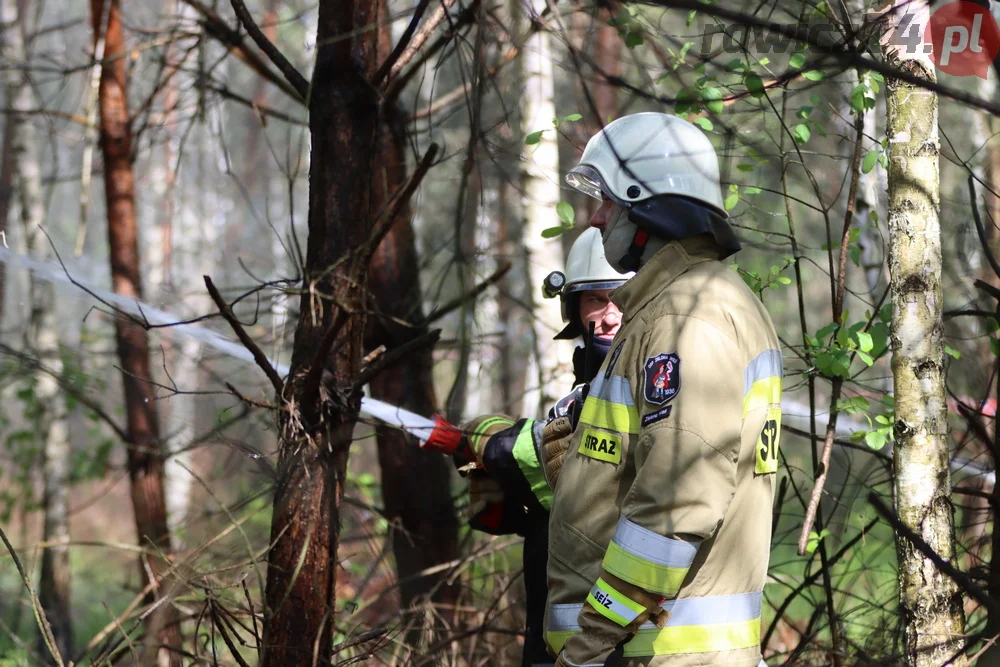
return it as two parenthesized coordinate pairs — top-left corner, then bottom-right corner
(566, 165), (606, 202)
(564, 280), (627, 294)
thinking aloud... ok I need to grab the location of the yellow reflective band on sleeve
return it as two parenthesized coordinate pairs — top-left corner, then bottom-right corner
(586, 578), (647, 627)
(578, 428), (622, 465)
(742, 349), (783, 417)
(755, 406), (781, 475)
(513, 420), (552, 511)
(546, 592), (762, 658)
(623, 618), (761, 657)
(469, 416), (516, 455)
(579, 397), (639, 435)
(545, 631), (574, 655)
(602, 541), (689, 596)
(742, 376), (782, 417)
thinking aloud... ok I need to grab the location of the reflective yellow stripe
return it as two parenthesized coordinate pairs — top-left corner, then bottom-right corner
(586, 578), (647, 627)
(624, 618), (760, 657)
(579, 397), (639, 435)
(546, 592), (762, 658)
(603, 541), (689, 596)
(546, 630), (574, 654)
(469, 417), (515, 454)
(742, 376), (782, 416)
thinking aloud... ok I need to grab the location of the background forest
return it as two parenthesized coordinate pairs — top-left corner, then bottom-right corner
(0, 0), (997, 664)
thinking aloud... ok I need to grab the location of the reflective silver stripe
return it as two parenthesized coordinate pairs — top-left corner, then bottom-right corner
(589, 374), (635, 406)
(612, 517), (699, 568)
(743, 349), (783, 397)
(659, 592), (763, 625)
(548, 603), (583, 631)
(547, 592), (763, 632)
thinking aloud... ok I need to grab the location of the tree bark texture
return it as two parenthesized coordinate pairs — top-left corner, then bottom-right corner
(91, 1), (182, 662)
(882, 8), (967, 664)
(3, 0), (74, 658)
(366, 1), (459, 615)
(259, 0), (378, 663)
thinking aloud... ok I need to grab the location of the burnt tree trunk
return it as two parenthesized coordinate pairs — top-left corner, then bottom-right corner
(367, 99), (459, 612)
(91, 0), (182, 663)
(259, 0), (378, 664)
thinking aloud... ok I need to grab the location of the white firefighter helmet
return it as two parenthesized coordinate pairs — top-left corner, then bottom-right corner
(565, 112), (726, 215)
(545, 227), (633, 340)
(565, 113), (740, 270)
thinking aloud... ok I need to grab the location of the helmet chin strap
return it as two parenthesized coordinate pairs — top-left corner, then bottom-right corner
(618, 228), (649, 273)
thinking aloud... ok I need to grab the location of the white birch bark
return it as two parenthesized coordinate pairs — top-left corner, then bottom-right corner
(881, 3), (967, 664)
(3, 0), (73, 656)
(519, 0), (572, 418)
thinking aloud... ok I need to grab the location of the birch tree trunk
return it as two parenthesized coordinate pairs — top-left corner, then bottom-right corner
(881, 4), (967, 664)
(91, 0), (182, 661)
(259, 0), (378, 661)
(519, 0), (571, 418)
(2, 0), (73, 658)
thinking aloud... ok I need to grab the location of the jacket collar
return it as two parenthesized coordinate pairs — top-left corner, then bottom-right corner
(611, 235), (722, 320)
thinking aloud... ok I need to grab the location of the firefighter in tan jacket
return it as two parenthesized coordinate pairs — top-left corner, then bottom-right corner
(542, 113), (782, 667)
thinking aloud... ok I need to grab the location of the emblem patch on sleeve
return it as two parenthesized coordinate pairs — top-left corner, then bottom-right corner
(643, 353), (681, 406)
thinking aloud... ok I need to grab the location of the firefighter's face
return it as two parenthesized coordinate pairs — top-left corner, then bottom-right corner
(579, 289), (622, 340)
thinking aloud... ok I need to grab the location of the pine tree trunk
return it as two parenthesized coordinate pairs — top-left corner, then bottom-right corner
(519, 0), (570, 419)
(881, 5), (967, 664)
(2, 0), (74, 658)
(259, 0), (378, 662)
(364, 0), (459, 616)
(91, 0), (182, 662)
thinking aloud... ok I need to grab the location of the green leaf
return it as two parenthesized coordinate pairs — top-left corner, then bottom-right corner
(865, 430), (887, 451)
(541, 226), (567, 238)
(789, 53), (806, 69)
(944, 345), (961, 360)
(625, 31), (644, 48)
(777, 276), (792, 284)
(803, 69), (825, 81)
(744, 186), (762, 195)
(862, 150), (878, 174)
(857, 350), (874, 366)
(875, 414), (891, 425)
(745, 73), (765, 98)
(792, 123), (811, 144)
(702, 87), (724, 114)
(557, 201), (575, 225)
(991, 338), (1000, 356)
(816, 322), (839, 339)
(836, 326), (850, 347)
(988, 316), (1000, 333)
(870, 71), (884, 82)
(737, 163), (755, 172)
(563, 113), (583, 122)
(796, 106), (813, 119)
(837, 396), (870, 414)
(850, 84), (867, 113)
(855, 330), (874, 353)
(525, 130), (545, 145)
(693, 117), (714, 131)
(724, 192), (739, 211)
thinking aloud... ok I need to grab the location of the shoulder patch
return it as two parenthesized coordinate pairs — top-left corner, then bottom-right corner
(643, 352), (681, 406)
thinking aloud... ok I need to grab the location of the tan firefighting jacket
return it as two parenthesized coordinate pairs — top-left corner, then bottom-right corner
(544, 236), (782, 667)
